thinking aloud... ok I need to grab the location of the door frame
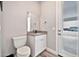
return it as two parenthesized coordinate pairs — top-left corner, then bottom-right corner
(56, 1), (63, 55)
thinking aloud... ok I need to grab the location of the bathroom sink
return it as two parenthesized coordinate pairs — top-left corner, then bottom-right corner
(27, 30), (47, 36)
(33, 32), (42, 35)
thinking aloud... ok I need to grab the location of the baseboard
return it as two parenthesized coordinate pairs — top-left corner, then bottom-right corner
(46, 48), (58, 56)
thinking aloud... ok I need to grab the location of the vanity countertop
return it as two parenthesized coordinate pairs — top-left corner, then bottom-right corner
(27, 31), (47, 36)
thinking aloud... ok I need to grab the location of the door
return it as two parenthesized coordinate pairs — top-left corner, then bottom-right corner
(58, 1), (78, 57)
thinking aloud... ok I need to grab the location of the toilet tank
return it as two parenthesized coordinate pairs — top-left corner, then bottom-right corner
(13, 36), (27, 48)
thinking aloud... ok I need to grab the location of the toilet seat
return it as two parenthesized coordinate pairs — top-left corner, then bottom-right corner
(17, 46), (30, 57)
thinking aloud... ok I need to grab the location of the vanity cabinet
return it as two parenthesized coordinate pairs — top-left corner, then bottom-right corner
(27, 32), (47, 57)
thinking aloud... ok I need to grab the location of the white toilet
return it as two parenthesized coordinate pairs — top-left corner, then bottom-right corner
(12, 36), (31, 57)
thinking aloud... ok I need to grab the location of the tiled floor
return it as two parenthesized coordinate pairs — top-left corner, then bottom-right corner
(37, 50), (58, 57)
(6, 50), (59, 57)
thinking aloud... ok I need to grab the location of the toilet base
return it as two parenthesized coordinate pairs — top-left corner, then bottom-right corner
(6, 54), (14, 57)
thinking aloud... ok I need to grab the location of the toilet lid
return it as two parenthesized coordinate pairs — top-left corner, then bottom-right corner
(17, 46), (30, 55)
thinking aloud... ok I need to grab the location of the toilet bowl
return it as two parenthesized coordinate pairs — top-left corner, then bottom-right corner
(17, 46), (30, 57)
(12, 36), (31, 57)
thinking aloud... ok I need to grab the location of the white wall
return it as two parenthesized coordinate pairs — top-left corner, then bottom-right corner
(40, 2), (56, 51)
(0, 5), (1, 57)
(2, 1), (40, 56)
